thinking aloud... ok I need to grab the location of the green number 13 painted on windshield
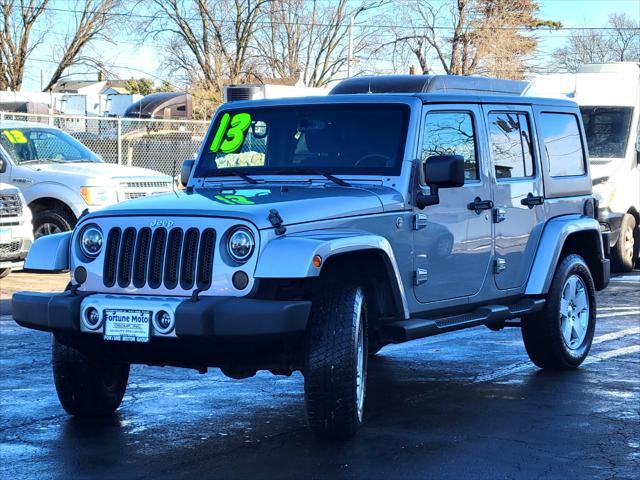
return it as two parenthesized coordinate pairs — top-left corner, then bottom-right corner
(210, 112), (252, 154)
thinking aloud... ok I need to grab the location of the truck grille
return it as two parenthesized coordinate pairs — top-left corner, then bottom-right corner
(0, 240), (22, 257)
(120, 181), (172, 201)
(102, 226), (215, 291)
(0, 193), (23, 218)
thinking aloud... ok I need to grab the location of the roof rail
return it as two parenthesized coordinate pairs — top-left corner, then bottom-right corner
(329, 75), (528, 96)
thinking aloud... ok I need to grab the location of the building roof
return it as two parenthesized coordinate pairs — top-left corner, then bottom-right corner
(50, 79), (130, 94)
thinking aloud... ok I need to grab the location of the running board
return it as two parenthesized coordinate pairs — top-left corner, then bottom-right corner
(382, 298), (545, 343)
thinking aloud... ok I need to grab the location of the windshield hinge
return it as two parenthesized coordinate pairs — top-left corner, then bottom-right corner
(413, 213), (428, 230)
(268, 209), (286, 236)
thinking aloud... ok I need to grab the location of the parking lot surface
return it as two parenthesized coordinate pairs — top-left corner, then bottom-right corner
(1, 272), (638, 480)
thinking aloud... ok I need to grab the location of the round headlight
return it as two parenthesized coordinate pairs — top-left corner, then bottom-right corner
(80, 225), (103, 258)
(227, 227), (254, 263)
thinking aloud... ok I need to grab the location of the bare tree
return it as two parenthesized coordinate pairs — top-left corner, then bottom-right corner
(382, 0), (558, 79)
(147, 0), (270, 97)
(256, 0), (384, 87)
(42, 0), (123, 91)
(0, 0), (50, 91)
(553, 13), (640, 72)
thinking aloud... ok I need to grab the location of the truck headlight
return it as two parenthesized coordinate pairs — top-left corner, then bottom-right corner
(227, 227), (254, 263)
(80, 186), (118, 206)
(79, 224), (103, 258)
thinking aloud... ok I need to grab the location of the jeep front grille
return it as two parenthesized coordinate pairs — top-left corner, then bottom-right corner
(102, 226), (215, 291)
(0, 193), (22, 218)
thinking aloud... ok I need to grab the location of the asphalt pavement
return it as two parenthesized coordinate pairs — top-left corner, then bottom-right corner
(0, 273), (638, 480)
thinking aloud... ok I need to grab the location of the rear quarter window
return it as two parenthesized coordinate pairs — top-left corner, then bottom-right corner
(539, 113), (586, 177)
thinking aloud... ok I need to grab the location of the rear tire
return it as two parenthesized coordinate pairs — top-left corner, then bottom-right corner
(304, 284), (368, 440)
(33, 209), (75, 239)
(522, 254), (596, 370)
(611, 213), (637, 273)
(52, 337), (130, 416)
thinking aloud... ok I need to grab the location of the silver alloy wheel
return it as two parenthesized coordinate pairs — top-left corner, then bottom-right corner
(354, 294), (366, 422)
(559, 274), (590, 350)
(622, 225), (634, 262)
(35, 222), (62, 239)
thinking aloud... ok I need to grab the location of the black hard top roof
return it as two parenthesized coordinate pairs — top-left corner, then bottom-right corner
(330, 75), (528, 96)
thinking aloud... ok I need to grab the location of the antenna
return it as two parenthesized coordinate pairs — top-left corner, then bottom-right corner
(171, 156), (178, 195)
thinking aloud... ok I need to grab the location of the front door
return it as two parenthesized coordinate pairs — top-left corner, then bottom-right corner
(413, 105), (493, 303)
(484, 106), (545, 290)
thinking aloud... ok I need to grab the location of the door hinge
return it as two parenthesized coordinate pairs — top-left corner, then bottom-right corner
(413, 213), (428, 230)
(493, 207), (506, 223)
(495, 258), (507, 274)
(414, 268), (428, 285)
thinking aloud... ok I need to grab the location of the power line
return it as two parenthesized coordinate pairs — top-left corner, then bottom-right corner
(36, 5), (640, 31)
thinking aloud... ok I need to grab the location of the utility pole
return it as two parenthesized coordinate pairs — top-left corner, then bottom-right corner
(347, 16), (354, 78)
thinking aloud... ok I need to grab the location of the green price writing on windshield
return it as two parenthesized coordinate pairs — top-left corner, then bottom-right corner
(210, 112), (252, 154)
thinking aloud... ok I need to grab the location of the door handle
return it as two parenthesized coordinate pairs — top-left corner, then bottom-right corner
(467, 197), (494, 214)
(520, 193), (544, 209)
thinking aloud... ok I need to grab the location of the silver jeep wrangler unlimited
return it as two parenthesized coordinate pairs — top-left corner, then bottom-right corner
(13, 76), (610, 439)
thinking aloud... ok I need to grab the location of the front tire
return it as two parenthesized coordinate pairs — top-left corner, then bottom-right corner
(33, 208), (75, 239)
(52, 337), (130, 416)
(0, 268), (10, 279)
(304, 284), (368, 440)
(611, 213), (638, 273)
(522, 254), (596, 370)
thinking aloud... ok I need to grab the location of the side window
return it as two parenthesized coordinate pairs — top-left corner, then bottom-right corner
(30, 131), (82, 161)
(422, 111), (477, 181)
(488, 112), (534, 180)
(539, 113), (586, 177)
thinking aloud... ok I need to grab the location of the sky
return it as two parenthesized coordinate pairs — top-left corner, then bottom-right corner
(20, 0), (640, 92)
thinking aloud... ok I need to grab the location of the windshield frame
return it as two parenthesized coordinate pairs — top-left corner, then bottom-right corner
(579, 105), (634, 161)
(0, 126), (103, 165)
(194, 99), (414, 182)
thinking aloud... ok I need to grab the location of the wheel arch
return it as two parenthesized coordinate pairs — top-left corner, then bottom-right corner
(254, 231), (409, 319)
(29, 196), (79, 221)
(525, 215), (608, 295)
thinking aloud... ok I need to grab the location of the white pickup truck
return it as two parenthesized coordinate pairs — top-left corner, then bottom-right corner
(0, 182), (32, 278)
(0, 121), (173, 238)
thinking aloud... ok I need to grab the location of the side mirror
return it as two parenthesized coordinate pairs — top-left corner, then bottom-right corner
(416, 155), (465, 209)
(180, 159), (195, 188)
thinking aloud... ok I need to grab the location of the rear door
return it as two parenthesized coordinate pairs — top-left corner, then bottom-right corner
(413, 105), (493, 303)
(483, 105), (545, 290)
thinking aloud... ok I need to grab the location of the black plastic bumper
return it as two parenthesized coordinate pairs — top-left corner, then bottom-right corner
(598, 208), (624, 247)
(12, 291), (312, 339)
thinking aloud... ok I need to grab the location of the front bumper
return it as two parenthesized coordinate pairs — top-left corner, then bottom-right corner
(0, 225), (33, 269)
(12, 291), (311, 339)
(597, 207), (624, 248)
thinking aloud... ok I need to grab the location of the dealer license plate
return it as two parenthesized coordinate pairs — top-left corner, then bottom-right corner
(104, 309), (151, 343)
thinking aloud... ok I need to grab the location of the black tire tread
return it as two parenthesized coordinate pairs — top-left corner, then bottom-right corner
(52, 337), (129, 417)
(611, 213), (637, 273)
(33, 208), (76, 236)
(304, 284), (366, 440)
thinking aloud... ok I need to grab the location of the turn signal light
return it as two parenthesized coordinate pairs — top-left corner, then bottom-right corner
(312, 255), (322, 268)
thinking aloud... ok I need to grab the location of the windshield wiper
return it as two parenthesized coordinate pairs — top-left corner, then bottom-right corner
(276, 168), (350, 187)
(209, 170), (258, 184)
(19, 159), (66, 165)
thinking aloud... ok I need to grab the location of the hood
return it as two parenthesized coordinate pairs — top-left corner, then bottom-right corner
(85, 183), (405, 229)
(24, 162), (171, 183)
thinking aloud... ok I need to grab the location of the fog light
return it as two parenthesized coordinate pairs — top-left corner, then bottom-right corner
(83, 307), (102, 330)
(74, 266), (87, 284)
(153, 310), (174, 334)
(232, 271), (249, 290)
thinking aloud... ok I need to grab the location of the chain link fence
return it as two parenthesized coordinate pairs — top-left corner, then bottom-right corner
(0, 112), (211, 176)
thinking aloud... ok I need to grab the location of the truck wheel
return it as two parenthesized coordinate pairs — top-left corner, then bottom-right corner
(52, 337), (129, 417)
(521, 254), (596, 370)
(33, 209), (75, 239)
(0, 268), (10, 279)
(304, 284), (368, 439)
(611, 213), (637, 273)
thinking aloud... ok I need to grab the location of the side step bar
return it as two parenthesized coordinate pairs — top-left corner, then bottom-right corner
(382, 298), (545, 343)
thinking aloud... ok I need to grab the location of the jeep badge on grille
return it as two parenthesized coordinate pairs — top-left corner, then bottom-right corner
(150, 219), (174, 228)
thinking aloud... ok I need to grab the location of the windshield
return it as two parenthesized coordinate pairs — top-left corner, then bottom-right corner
(0, 127), (102, 164)
(196, 104), (410, 178)
(580, 106), (633, 159)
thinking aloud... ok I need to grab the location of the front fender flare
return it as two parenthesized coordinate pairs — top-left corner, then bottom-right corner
(255, 230), (409, 318)
(23, 231), (71, 272)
